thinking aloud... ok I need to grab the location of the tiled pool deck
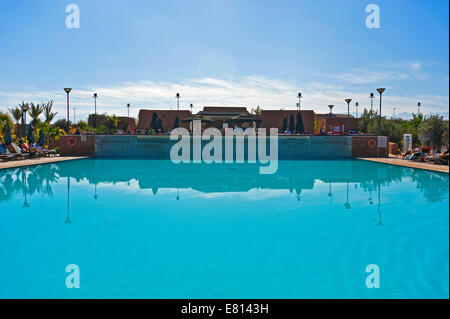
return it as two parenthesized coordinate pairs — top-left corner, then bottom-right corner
(0, 156), (91, 170)
(358, 156), (449, 173)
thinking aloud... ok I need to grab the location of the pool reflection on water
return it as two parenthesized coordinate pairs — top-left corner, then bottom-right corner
(0, 159), (448, 299)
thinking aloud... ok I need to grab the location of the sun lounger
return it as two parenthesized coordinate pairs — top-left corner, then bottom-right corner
(23, 142), (57, 157)
(7, 143), (30, 159)
(426, 152), (441, 163)
(34, 147), (57, 157)
(437, 153), (449, 165)
(406, 152), (425, 161)
(0, 144), (20, 161)
(401, 151), (411, 159)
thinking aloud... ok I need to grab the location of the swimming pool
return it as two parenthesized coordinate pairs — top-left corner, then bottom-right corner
(0, 159), (448, 299)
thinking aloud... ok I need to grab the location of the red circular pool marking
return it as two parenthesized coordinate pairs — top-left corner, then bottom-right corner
(67, 137), (78, 147)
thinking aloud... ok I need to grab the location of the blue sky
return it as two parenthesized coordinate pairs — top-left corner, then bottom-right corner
(0, 0), (448, 121)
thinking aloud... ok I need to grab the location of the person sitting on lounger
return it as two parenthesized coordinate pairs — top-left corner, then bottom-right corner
(21, 142), (30, 153)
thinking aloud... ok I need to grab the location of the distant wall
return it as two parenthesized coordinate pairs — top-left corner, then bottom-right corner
(317, 117), (360, 133)
(259, 110), (315, 133)
(59, 135), (96, 156)
(389, 142), (399, 155)
(138, 110), (192, 131)
(94, 135), (353, 160)
(95, 135), (173, 159)
(278, 136), (352, 159)
(351, 136), (388, 157)
(118, 117), (136, 131)
(60, 135), (389, 159)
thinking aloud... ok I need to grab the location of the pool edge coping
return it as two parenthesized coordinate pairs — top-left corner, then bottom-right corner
(357, 157), (449, 174)
(0, 156), (93, 171)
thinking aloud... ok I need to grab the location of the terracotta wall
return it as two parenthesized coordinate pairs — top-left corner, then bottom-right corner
(389, 142), (399, 155)
(317, 117), (360, 133)
(259, 110), (315, 133)
(59, 135), (96, 156)
(352, 136), (388, 157)
(118, 117), (136, 131)
(57, 135), (389, 158)
(138, 110), (192, 131)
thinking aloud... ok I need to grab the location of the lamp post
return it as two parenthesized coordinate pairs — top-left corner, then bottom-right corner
(190, 103), (193, 114)
(65, 177), (72, 224)
(93, 93), (98, 128)
(369, 93), (374, 113)
(328, 105), (334, 117)
(355, 102), (359, 118)
(345, 99), (352, 118)
(176, 93), (180, 111)
(344, 182), (351, 210)
(22, 170), (30, 208)
(393, 107), (396, 119)
(127, 103), (130, 118)
(345, 98), (352, 133)
(64, 88), (72, 133)
(297, 93), (302, 111)
(417, 102), (421, 115)
(21, 103), (29, 138)
(376, 88), (385, 137)
(377, 183), (383, 226)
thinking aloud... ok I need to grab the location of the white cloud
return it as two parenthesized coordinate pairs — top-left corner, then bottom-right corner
(410, 62), (422, 71)
(317, 60), (439, 84)
(317, 69), (409, 85)
(0, 74), (448, 121)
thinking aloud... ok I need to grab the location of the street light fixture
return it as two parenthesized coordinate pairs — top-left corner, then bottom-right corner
(93, 93), (98, 128)
(21, 103), (30, 138)
(190, 103), (193, 113)
(369, 93), (375, 113)
(127, 103), (130, 118)
(393, 107), (396, 119)
(64, 88), (72, 133)
(376, 88), (385, 137)
(297, 93), (302, 111)
(355, 102), (359, 118)
(328, 105), (334, 117)
(176, 93), (180, 111)
(345, 99), (352, 115)
(345, 98), (352, 134)
(417, 102), (421, 115)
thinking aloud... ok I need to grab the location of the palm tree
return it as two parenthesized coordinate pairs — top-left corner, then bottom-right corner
(8, 106), (22, 125)
(43, 100), (57, 123)
(108, 114), (119, 129)
(251, 105), (262, 115)
(27, 103), (44, 126)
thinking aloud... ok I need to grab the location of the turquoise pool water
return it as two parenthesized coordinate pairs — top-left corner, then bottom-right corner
(0, 159), (448, 299)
